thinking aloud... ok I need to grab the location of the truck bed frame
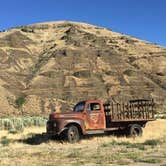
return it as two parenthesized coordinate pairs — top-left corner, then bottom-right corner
(104, 99), (155, 124)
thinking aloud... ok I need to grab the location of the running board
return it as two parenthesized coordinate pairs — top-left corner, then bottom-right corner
(85, 130), (105, 135)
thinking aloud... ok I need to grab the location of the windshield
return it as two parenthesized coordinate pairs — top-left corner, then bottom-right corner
(73, 101), (85, 112)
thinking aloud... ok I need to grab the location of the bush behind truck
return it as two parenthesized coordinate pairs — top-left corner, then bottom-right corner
(46, 99), (155, 143)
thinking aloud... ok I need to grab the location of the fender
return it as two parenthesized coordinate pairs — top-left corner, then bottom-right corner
(56, 118), (86, 135)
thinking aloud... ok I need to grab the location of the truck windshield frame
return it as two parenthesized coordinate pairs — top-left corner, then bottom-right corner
(73, 101), (85, 112)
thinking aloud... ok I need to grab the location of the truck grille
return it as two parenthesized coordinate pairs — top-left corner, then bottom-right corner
(47, 121), (57, 133)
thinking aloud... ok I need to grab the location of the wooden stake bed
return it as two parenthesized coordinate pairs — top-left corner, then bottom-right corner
(104, 99), (155, 122)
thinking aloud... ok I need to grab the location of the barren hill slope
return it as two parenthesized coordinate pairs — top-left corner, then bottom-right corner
(0, 21), (165, 115)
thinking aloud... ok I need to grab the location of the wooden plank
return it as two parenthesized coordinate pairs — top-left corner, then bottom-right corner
(111, 118), (155, 122)
(108, 99), (155, 121)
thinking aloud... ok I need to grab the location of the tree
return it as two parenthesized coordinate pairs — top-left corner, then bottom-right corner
(15, 96), (26, 114)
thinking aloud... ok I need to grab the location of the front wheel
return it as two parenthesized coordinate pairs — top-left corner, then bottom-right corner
(128, 124), (143, 137)
(65, 125), (80, 143)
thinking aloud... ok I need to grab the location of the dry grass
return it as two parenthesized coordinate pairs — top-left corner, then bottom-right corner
(0, 21), (166, 116)
(0, 119), (166, 165)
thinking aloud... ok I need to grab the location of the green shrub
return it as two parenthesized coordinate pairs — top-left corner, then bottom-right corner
(143, 139), (161, 146)
(139, 158), (161, 163)
(0, 118), (13, 130)
(101, 140), (146, 150)
(21, 27), (34, 33)
(0, 116), (48, 132)
(73, 70), (91, 78)
(15, 96), (26, 108)
(13, 118), (24, 132)
(8, 129), (18, 134)
(155, 113), (166, 119)
(125, 152), (141, 162)
(0, 136), (11, 146)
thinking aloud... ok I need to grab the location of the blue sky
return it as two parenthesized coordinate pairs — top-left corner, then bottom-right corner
(0, 0), (165, 46)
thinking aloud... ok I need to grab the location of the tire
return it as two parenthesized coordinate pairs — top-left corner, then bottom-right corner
(128, 124), (142, 137)
(65, 125), (80, 143)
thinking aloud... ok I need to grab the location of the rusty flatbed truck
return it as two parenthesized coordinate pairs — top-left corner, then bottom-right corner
(46, 99), (155, 143)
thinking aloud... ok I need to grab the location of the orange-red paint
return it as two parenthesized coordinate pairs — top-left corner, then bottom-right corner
(46, 99), (155, 136)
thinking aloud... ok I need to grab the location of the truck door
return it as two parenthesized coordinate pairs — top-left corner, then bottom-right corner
(84, 102), (105, 130)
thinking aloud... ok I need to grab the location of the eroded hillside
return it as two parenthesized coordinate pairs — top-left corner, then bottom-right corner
(0, 21), (165, 115)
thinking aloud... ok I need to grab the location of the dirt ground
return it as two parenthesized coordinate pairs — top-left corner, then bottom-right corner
(0, 119), (166, 166)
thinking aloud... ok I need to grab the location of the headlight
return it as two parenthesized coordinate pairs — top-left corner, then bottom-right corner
(53, 122), (57, 127)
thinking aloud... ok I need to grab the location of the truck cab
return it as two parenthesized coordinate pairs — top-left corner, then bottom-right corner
(47, 100), (106, 142)
(46, 99), (155, 143)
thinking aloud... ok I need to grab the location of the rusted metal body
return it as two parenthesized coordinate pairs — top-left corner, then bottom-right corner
(46, 99), (155, 138)
(47, 100), (106, 135)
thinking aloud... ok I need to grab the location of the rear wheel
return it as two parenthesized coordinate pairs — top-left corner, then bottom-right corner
(128, 124), (142, 137)
(65, 125), (80, 143)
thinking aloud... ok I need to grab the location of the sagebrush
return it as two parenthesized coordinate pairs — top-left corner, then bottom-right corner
(0, 116), (48, 132)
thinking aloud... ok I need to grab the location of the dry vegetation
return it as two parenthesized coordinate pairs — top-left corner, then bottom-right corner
(0, 21), (166, 165)
(0, 119), (166, 166)
(0, 21), (166, 116)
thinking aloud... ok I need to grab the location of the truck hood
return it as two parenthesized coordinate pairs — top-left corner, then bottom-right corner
(49, 112), (83, 120)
